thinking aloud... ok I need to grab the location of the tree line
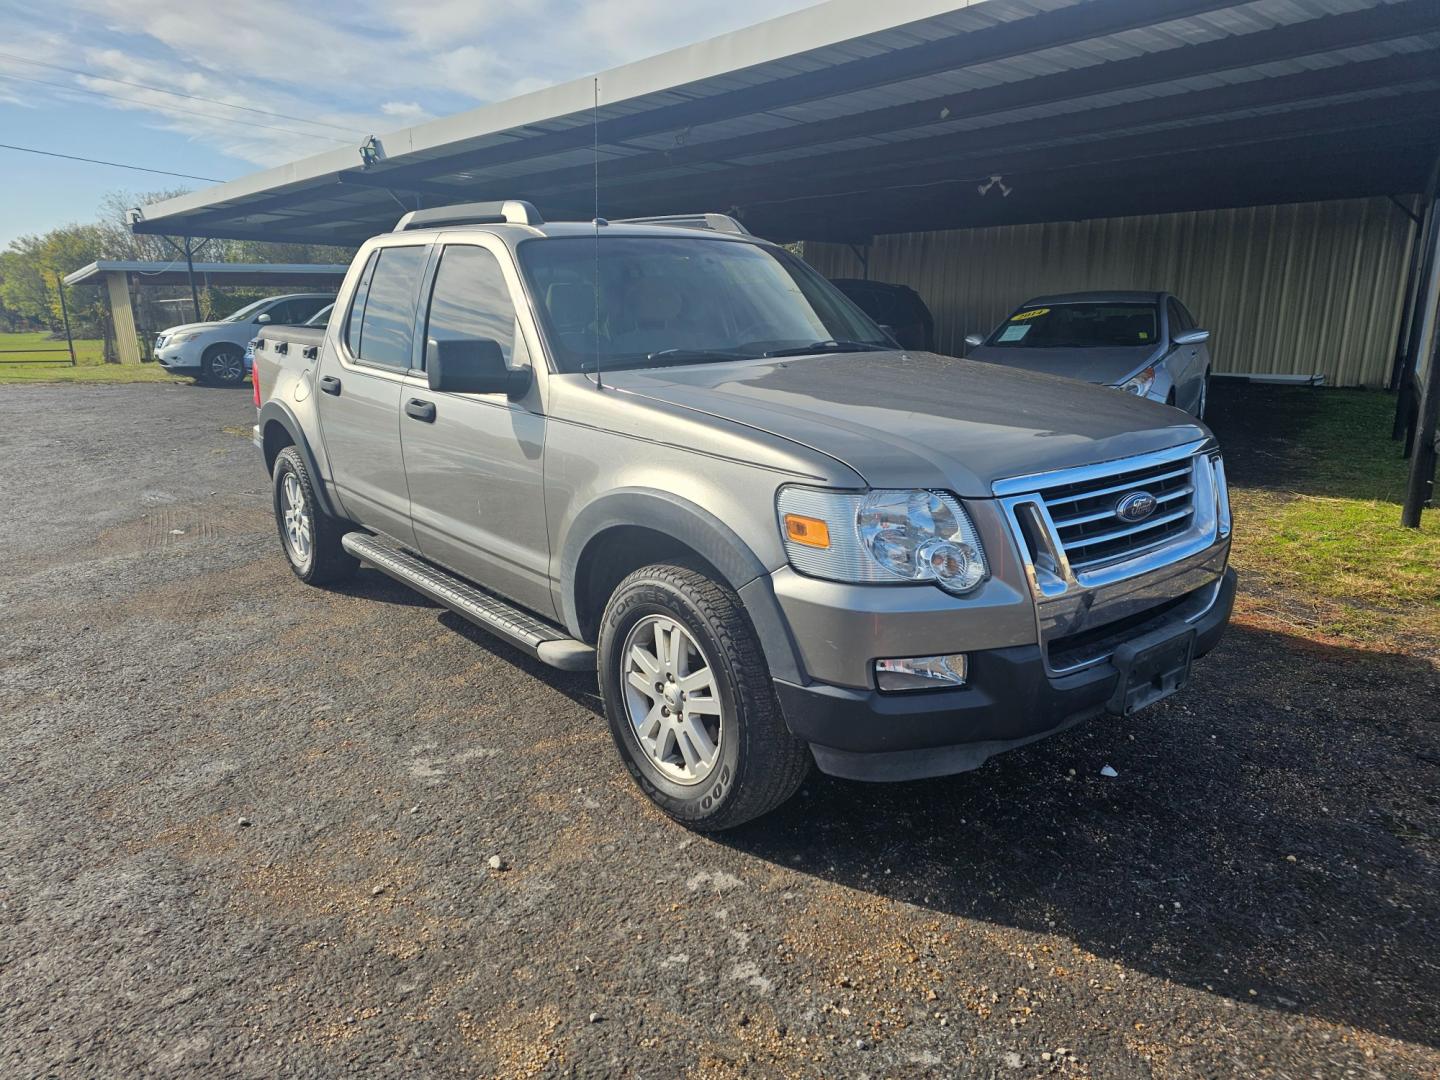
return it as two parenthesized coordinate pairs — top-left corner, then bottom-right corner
(0, 189), (353, 345)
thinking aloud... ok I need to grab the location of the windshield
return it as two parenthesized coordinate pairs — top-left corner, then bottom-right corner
(221, 298), (272, 323)
(519, 236), (891, 373)
(986, 302), (1158, 349)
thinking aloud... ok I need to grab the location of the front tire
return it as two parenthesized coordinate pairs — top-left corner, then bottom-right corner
(271, 446), (357, 586)
(597, 563), (810, 831)
(202, 345), (246, 386)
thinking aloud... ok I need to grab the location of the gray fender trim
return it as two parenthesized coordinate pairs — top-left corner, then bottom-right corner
(559, 488), (804, 684)
(257, 401), (339, 520)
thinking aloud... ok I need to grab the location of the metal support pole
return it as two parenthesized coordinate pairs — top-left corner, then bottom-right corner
(1393, 151), (1440, 440)
(185, 237), (201, 322)
(54, 272), (76, 366)
(1389, 198), (1428, 394)
(1401, 324), (1440, 527)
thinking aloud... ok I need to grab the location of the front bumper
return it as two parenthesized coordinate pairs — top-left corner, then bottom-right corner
(775, 566), (1236, 782)
(155, 347), (201, 372)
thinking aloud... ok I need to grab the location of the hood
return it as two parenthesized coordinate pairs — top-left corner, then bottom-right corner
(966, 344), (1159, 385)
(159, 321), (226, 336)
(605, 350), (1208, 496)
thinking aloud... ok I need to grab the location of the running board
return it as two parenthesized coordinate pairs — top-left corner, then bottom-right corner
(341, 532), (595, 671)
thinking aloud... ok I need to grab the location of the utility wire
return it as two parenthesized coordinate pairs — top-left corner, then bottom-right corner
(0, 51), (363, 135)
(0, 71), (351, 145)
(0, 141), (224, 182)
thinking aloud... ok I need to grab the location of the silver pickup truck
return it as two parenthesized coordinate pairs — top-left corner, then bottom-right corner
(252, 201), (1235, 830)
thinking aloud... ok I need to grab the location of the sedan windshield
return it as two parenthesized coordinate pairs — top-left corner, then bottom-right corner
(519, 236), (891, 373)
(986, 302), (1158, 349)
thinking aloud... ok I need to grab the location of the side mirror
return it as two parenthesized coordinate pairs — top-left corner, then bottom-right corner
(427, 337), (530, 398)
(964, 333), (984, 348)
(1173, 328), (1210, 345)
(256, 313), (272, 324)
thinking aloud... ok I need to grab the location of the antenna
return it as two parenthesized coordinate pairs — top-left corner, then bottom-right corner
(592, 76), (603, 390)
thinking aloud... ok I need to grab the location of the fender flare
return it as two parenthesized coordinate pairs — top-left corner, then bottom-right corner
(257, 401), (339, 519)
(560, 488), (803, 684)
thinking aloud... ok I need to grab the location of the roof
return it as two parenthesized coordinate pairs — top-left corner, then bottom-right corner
(1026, 291), (1164, 305)
(132, 0), (1440, 246)
(64, 261), (351, 287)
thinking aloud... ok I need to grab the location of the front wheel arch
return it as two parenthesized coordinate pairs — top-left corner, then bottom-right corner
(560, 489), (804, 684)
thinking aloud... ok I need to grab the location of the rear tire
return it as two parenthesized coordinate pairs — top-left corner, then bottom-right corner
(202, 345), (246, 386)
(597, 563), (810, 831)
(271, 446), (357, 586)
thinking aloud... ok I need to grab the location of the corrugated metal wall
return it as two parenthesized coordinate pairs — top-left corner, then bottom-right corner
(807, 197), (1418, 387)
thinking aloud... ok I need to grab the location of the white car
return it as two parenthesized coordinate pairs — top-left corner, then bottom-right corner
(154, 293), (334, 385)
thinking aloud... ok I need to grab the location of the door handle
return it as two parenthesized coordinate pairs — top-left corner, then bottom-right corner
(406, 398), (437, 423)
(319, 375), (342, 396)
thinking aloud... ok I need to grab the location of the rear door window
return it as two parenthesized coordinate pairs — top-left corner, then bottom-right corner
(348, 246), (427, 369)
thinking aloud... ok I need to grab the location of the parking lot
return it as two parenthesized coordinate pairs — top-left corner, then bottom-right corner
(2, 381), (1437, 1078)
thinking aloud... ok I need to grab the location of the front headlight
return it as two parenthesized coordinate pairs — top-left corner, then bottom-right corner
(1117, 366), (1156, 397)
(170, 332), (201, 344)
(777, 486), (988, 594)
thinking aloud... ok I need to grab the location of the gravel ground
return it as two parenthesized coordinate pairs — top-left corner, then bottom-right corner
(2, 382), (1437, 1079)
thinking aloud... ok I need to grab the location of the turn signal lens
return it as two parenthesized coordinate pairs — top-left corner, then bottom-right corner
(783, 514), (830, 549)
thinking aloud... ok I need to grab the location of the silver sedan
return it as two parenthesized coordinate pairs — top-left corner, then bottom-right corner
(965, 290), (1213, 418)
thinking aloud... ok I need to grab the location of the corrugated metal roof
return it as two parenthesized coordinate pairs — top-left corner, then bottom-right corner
(133, 0), (1440, 245)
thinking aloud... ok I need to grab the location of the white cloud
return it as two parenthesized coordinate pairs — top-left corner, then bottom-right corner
(3, 0), (822, 167)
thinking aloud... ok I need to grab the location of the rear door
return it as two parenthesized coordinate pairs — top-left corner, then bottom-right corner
(315, 244), (428, 547)
(399, 236), (555, 618)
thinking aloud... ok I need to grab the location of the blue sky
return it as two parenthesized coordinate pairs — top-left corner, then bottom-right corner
(0, 0), (817, 247)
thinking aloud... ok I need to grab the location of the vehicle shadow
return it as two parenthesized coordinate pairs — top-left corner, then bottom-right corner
(331, 566), (442, 609)
(1204, 381), (1408, 502)
(715, 621), (1440, 1048)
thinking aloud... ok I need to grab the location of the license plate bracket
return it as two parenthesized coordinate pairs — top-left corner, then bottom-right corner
(1105, 626), (1196, 717)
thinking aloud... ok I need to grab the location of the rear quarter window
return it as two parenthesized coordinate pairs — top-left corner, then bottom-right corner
(347, 246), (427, 369)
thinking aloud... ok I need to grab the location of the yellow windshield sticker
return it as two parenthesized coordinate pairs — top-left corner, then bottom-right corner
(1010, 307), (1049, 321)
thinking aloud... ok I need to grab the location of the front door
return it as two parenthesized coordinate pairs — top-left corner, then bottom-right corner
(399, 238), (554, 619)
(316, 244), (429, 547)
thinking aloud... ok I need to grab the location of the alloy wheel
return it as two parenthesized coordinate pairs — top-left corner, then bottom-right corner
(620, 615), (724, 785)
(281, 471), (313, 569)
(211, 350), (244, 383)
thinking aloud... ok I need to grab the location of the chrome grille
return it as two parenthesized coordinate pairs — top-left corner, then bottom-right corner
(1037, 457), (1197, 573)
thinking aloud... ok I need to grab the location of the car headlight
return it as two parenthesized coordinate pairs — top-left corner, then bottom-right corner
(777, 486), (988, 594)
(1117, 366), (1157, 397)
(169, 332), (201, 344)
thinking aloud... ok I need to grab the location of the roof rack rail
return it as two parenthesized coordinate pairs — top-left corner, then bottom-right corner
(613, 213), (751, 236)
(394, 200), (544, 231)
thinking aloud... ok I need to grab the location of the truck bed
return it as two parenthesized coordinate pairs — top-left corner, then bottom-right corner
(257, 324), (326, 351)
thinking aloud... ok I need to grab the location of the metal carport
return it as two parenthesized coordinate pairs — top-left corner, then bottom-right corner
(63, 261), (349, 366)
(129, 0), (1440, 520)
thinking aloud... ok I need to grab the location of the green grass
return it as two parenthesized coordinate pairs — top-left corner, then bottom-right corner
(1226, 389), (1439, 652)
(0, 331), (181, 384)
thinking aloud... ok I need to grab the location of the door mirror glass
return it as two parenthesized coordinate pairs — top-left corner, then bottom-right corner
(427, 337), (527, 397)
(256, 312), (272, 324)
(964, 333), (984, 348)
(1173, 328), (1210, 345)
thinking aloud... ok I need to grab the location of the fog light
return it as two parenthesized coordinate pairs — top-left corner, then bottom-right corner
(874, 653), (968, 692)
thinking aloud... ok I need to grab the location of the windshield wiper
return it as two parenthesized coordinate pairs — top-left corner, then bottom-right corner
(579, 348), (750, 373)
(644, 348), (753, 365)
(762, 340), (890, 358)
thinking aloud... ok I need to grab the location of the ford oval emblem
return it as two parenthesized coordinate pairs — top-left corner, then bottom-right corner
(1115, 490), (1158, 523)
